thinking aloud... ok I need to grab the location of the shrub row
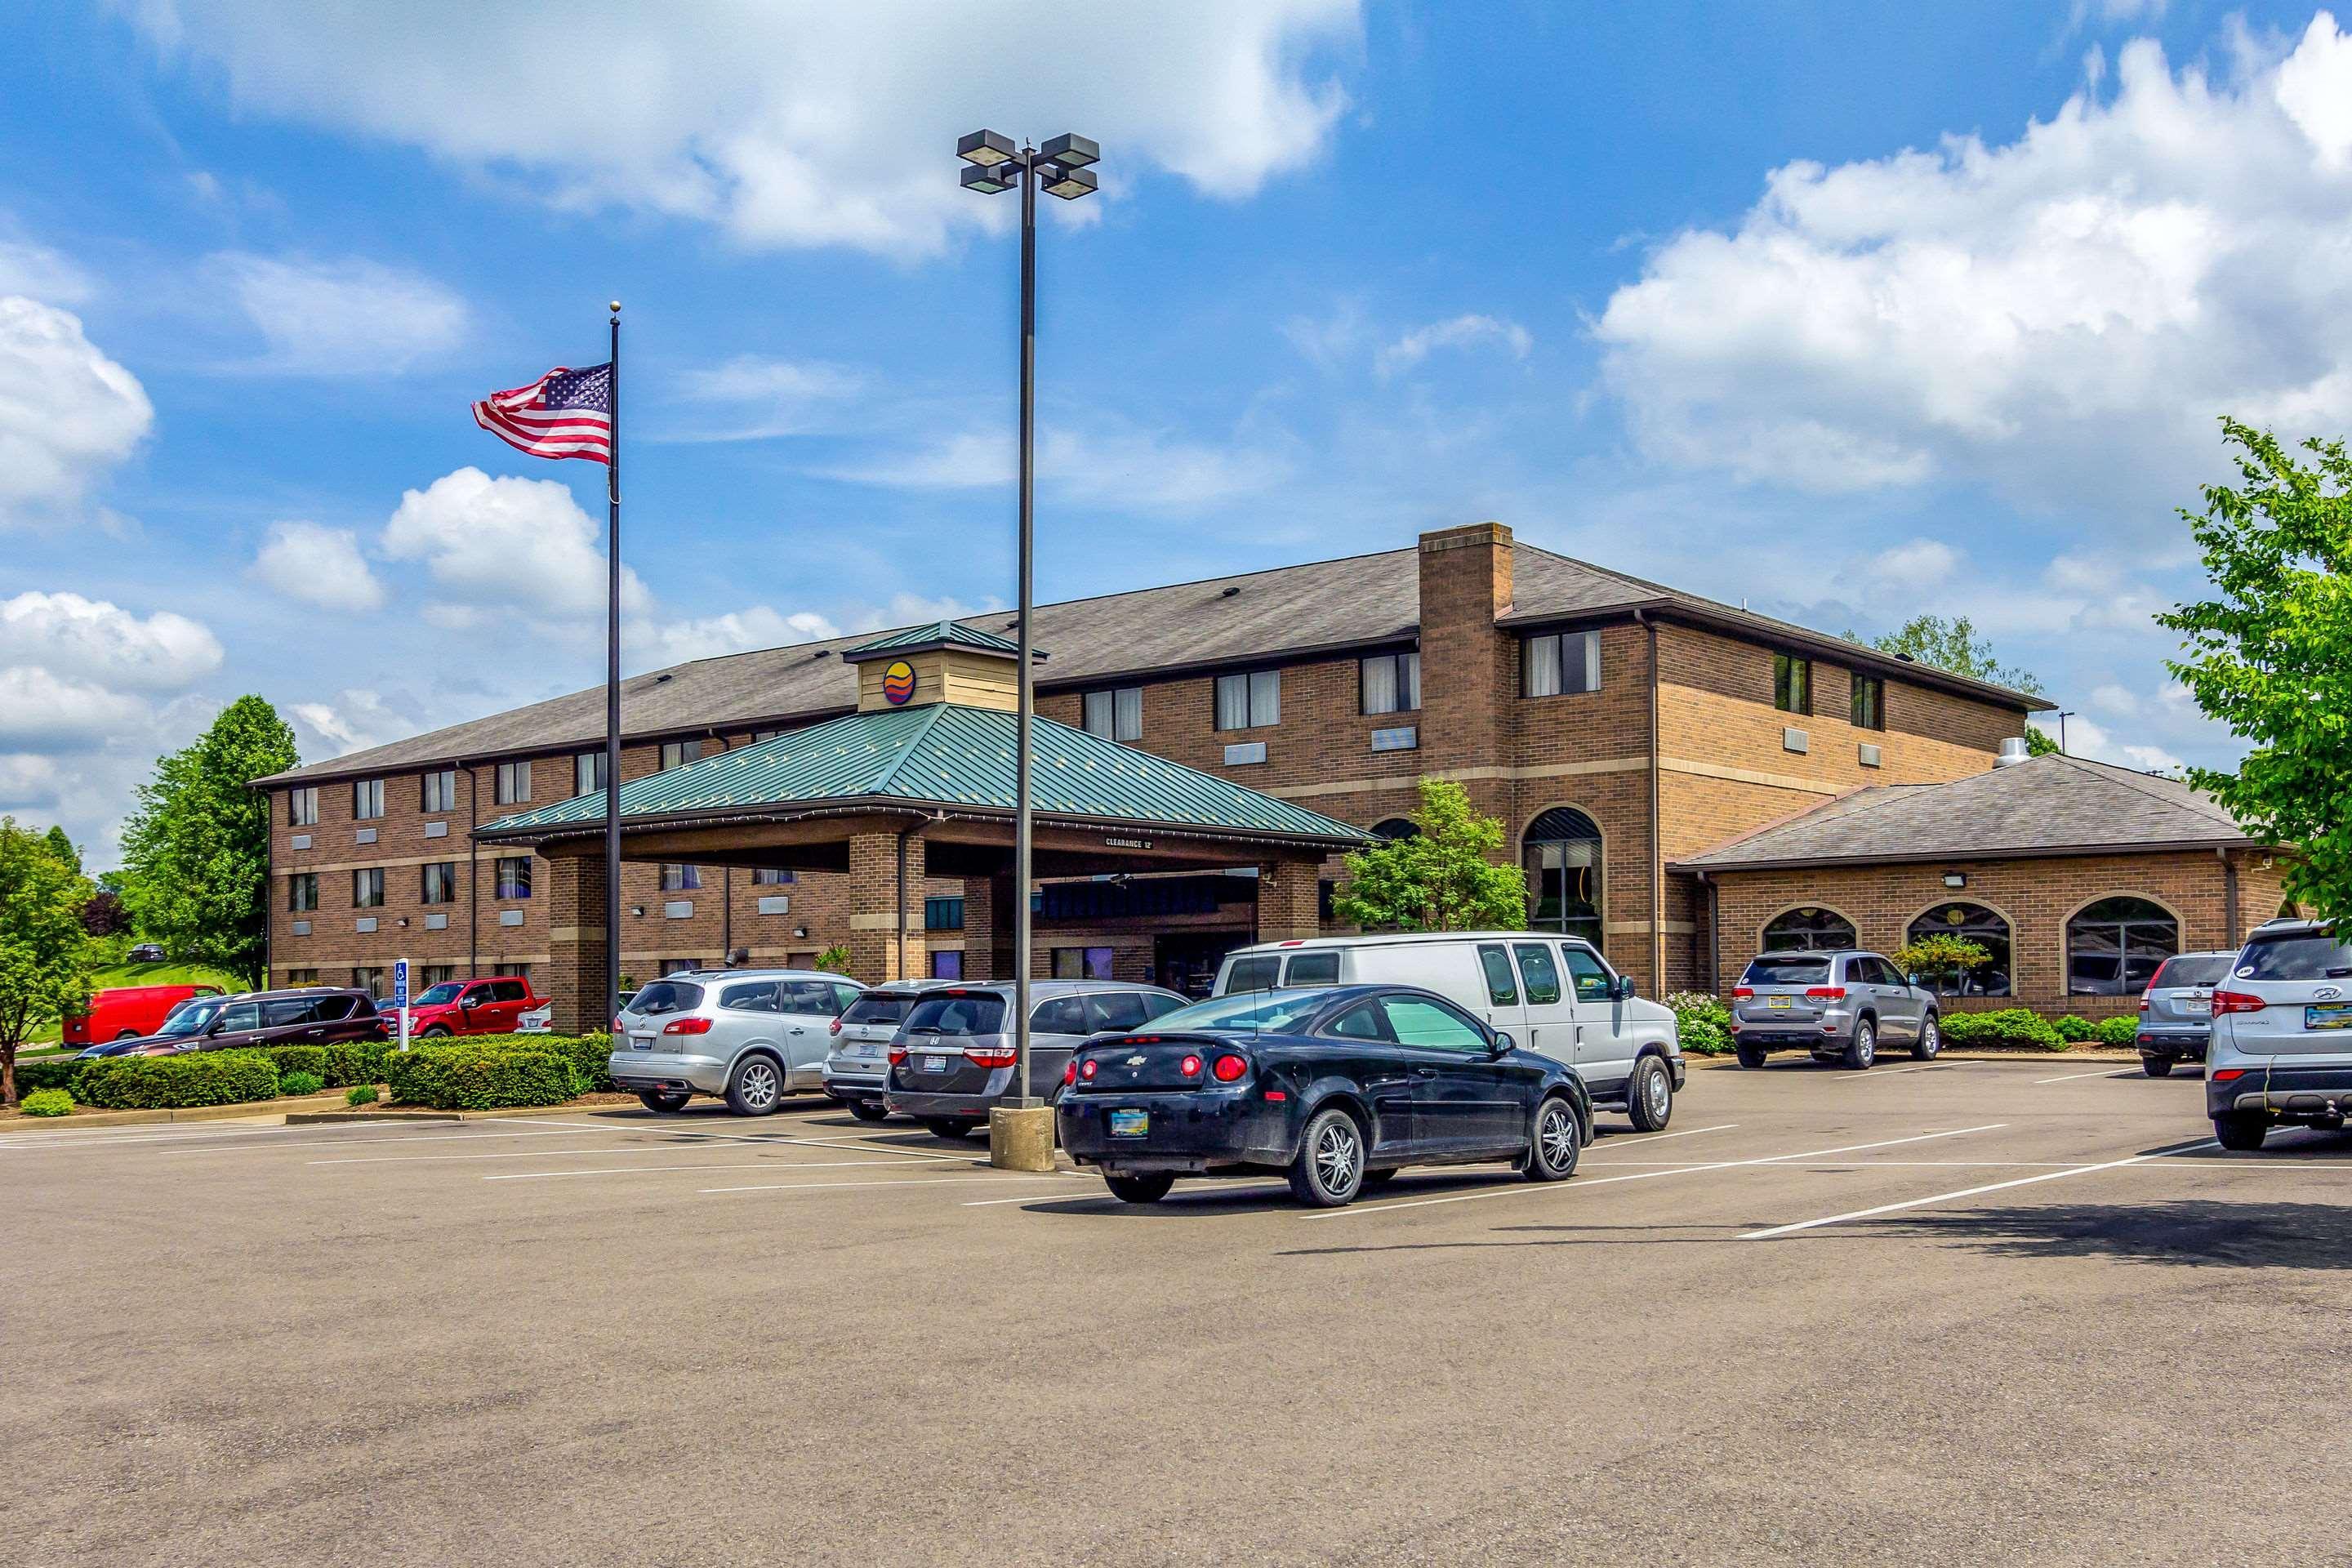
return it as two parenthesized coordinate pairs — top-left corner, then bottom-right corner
(398, 1032), (612, 1093)
(1681, 997), (2149, 1055)
(72, 1050), (281, 1110)
(382, 1044), (581, 1110)
(1664, 991), (1734, 1055)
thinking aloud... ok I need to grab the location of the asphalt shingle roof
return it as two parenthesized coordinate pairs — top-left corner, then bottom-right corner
(1673, 755), (2252, 871)
(475, 702), (1370, 846)
(261, 540), (2043, 786)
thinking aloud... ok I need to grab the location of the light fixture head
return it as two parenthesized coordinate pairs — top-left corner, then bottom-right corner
(1042, 164), (1098, 200)
(1942, 872), (1967, 889)
(957, 129), (1017, 166)
(960, 162), (1015, 195)
(1039, 132), (1098, 169)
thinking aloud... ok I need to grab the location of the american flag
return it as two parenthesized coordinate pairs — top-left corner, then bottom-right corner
(471, 363), (613, 464)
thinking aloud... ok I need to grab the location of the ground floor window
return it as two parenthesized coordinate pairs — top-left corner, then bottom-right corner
(496, 858), (533, 900)
(283, 969), (318, 986)
(1762, 906), (1856, 952)
(930, 950), (963, 980)
(661, 863), (702, 892)
(421, 964), (457, 987)
(2068, 897), (2178, 995)
(659, 958), (705, 976)
(351, 967), (386, 999)
(1524, 808), (1603, 951)
(1905, 902), (2012, 996)
(1052, 946), (1115, 980)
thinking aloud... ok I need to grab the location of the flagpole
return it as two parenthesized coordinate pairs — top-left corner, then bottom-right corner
(604, 301), (622, 1031)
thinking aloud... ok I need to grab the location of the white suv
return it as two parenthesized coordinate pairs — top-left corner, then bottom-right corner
(2206, 920), (2352, 1151)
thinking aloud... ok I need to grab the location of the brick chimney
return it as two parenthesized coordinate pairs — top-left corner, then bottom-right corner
(1416, 522), (1515, 769)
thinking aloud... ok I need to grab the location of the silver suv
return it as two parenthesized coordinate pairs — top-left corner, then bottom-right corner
(822, 980), (960, 1122)
(2134, 950), (2234, 1076)
(884, 979), (1188, 1139)
(608, 969), (866, 1116)
(2206, 920), (2352, 1150)
(1730, 949), (1939, 1071)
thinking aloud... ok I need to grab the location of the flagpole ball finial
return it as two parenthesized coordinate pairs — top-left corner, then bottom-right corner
(609, 300), (621, 314)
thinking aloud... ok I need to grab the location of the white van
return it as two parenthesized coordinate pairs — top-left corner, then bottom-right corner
(1213, 932), (1684, 1130)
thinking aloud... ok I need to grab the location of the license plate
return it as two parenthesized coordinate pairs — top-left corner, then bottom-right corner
(853, 1043), (875, 1056)
(630, 1034), (655, 1051)
(2306, 1003), (2352, 1031)
(1767, 996), (1792, 1010)
(2184, 996), (2210, 1016)
(1109, 1109), (1148, 1138)
(924, 1054), (948, 1072)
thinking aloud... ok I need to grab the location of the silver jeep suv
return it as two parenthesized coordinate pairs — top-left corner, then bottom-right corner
(1729, 949), (1940, 1071)
(608, 969), (866, 1116)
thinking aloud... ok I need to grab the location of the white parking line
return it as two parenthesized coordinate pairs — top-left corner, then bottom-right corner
(1738, 1138), (2221, 1240)
(2033, 1067), (2141, 1084)
(1830, 1064), (1958, 1083)
(485, 1157), (943, 1183)
(1302, 1125), (2009, 1221)
(700, 1174), (1080, 1196)
(1599, 1123), (1739, 1143)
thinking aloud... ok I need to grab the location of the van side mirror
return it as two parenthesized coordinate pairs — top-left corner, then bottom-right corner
(1613, 976), (1637, 1002)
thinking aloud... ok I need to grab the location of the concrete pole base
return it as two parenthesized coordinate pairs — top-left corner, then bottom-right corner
(988, 1105), (1057, 1172)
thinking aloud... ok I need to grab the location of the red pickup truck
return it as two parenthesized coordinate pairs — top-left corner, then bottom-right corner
(403, 976), (541, 1037)
(62, 983), (226, 1045)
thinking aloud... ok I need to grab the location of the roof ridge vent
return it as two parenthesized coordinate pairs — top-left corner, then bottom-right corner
(1995, 736), (2030, 767)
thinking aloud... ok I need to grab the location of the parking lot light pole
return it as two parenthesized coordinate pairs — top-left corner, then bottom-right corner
(957, 129), (1098, 1125)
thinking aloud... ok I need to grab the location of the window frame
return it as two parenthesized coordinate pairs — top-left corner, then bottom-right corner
(352, 777), (385, 821)
(2065, 896), (2179, 997)
(1081, 685), (1144, 742)
(1773, 653), (1813, 716)
(658, 739), (702, 771)
(288, 786), (318, 826)
(421, 862), (458, 906)
(288, 872), (318, 912)
(574, 750), (607, 797)
(495, 856), (534, 901)
(660, 863), (702, 893)
(1521, 630), (1601, 699)
(351, 867), (385, 909)
(421, 769), (457, 813)
(495, 760), (532, 805)
(1358, 651), (1422, 716)
(1851, 673), (1886, 732)
(1212, 669), (1281, 731)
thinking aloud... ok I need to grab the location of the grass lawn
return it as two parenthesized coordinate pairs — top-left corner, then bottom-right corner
(29, 959), (249, 1044)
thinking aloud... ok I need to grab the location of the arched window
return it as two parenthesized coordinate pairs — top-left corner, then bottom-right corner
(1905, 902), (2012, 996)
(1761, 906), (1856, 952)
(1523, 808), (1603, 950)
(2068, 897), (2178, 996)
(1370, 818), (1419, 841)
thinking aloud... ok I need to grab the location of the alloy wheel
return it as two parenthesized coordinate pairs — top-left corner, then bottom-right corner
(742, 1061), (778, 1109)
(1539, 1101), (1577, 1169)
(1315, 1118), (1361, 1192)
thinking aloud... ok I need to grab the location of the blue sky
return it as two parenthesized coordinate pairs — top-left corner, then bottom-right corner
(7, 1), (2352, 864)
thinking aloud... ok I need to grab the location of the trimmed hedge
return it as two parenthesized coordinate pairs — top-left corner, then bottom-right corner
(1940, 1009), (2066, 1051)
(322, 1040), (390, 1089)
(254, 1045), (327, 1082)
(13, 1057), (83, 1097)
(73, 1050), (279, 1109)
(21, 1088), (74, 1116)
(383, 1044), (579, 1110)
(403, 1032), (612, 1093)
(2095, 1015), (2140, 1048)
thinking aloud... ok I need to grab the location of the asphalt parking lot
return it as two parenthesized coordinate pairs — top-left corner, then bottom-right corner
(10, 1060), (2351, 1567)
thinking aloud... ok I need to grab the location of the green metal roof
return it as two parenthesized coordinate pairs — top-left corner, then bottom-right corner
(478, 702), (1368, 844)
(840, 619), (1019, 662)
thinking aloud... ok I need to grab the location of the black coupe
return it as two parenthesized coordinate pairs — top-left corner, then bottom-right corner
(1056, 984), (1591, 1208)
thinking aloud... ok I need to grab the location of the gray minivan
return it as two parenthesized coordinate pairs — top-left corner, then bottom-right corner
(1730, 949), (1938, 1071)
(608, 969), (866, 1116)
(884, 979), (1188, 1138)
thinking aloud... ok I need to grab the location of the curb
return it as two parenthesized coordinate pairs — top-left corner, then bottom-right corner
(0, 1094), (347, 1132)
(1686, 1048), (2140, 1071)
(286, 1109), (461, 1125)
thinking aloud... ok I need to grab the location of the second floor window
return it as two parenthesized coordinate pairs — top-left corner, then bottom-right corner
(289, 786), (318, 826)
(1214, 670), (1280, 731)
(660, 740), (702, 771)
(752, 866), (795, 885)
(421, 862), (458, 904)
(575, 750), (607, 797)
(1361, 651), (1421, 715)
(496, 857), (533, 900)
(1082, 687), (1143, 742)
(1523, 630), (1601, 697)
(288, 872), (317, 911)
(1775, 653), (1813, 715)
(352, 868), (385, 908)
(1851, 673), (1885, 731)
(496, 760), (532, 804)
(352, 778), (385, 820)
(662, 863), (702, 892)
(421, 769), (457, 813)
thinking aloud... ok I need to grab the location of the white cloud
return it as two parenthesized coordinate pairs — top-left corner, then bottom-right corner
(1595, 15), (2352, 512)
(212, 253), (468, 374)
(0, 590), (222, 691)
(0, 296), (154, 522)
(663, 355), (866, 442)
(0, 667), (153, 749)
(1375, 314), (1533, 380)
(824, 423), (1289, 509)
(0, 236), (93, 303)
(626, 607), (844, 666)
(131, 1), (1363, 257)
(287, 688), (424, 757)
(1864, 537), (1962, 583)
(249, 521), (387, 611)
(2089, 681), (2142, 715)
(2032, 709), (2184, 774)
(379, 466), (648, 625)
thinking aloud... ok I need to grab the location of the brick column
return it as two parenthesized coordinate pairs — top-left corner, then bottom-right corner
(544, 853), (610, 1036)
(962, 872), (1016, 981)
(1255, 858), (1323, 942)
(846, 828), (926, 984)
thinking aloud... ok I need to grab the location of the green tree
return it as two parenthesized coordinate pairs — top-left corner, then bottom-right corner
(1890, 933), (1990, 993)
(2023, 726), (2061, 756)
(1332, 778), (1528, 932)
(43, 824), (81, 875)
(118, 697), (301, 986)
(1847, 614), (2046, 696)
(0, 818), (98, 1106)
(2158, 420), (2352, 920)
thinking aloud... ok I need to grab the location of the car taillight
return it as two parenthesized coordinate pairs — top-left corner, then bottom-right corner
(966, 1043), (1018, 1068)
(662, 1016), (714, 1036)
(1080, 1059), (1098, 1080)
(1179, 1054), (1203, 1077)
(829, 1018), (844, 1036)
(2212, 1067), (2249, 1081)
(1212, 1054), (1248, 1082)
(888, 1044), (907, 1067)
(1062, 1059), (1077, 1086)
(2211, 990), (2267, 1016)
(612, 1016), (624, 1031)
(1731, 987), (1755, 999)
(1804, 987), (1845, 1000)
(2138, 995), (2151, 1012)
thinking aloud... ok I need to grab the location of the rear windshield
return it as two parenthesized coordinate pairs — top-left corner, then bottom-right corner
(2235, 933), (2352, 982)
(903, 994), (1006, 1037)
(1742, 957), (1831, 987)
(1153, 989), (1337, 1036)
(630, 981), (704, 1016)
(841, 993), (915, 1027)
(1223, 955), (1283, 993)
(2151, 954), (2233, 989)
